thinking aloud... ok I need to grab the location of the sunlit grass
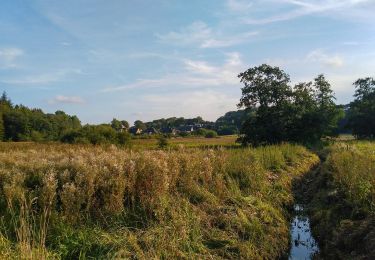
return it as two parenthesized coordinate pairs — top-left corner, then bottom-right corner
(326, 141), (375, 213)
(0, 142), (318, 259)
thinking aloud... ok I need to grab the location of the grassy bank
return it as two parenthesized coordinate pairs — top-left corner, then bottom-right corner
(0, 143), (318, 259)
(298, 141), (375, 259)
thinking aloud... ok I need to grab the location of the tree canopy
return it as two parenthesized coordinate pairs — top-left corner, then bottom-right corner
(347, 78), (375, 138)
(238, 64), (343, 145)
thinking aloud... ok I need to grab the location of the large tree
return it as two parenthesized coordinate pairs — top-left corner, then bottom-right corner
(238, 64), (294, 145)
(238, 64), (342, 145)
(347, 77), (375, 138)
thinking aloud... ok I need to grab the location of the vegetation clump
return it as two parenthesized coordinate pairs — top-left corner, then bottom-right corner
(0, 142), (318, 259)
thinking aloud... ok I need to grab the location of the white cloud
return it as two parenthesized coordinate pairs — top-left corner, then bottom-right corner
(48, 95), (85, 104)
(156, 21), (258, 48)
(307, 49), (344, 68)
(0, 48), (24, 68)
(102, 52), (245, 93)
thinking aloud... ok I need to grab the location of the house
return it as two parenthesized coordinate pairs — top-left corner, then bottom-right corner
(129, 127), (143, 135)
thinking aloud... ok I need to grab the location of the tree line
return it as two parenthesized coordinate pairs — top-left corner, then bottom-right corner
(0, 64), (373, 145)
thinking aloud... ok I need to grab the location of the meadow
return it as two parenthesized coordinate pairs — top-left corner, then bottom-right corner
(0, 142), (319, 259)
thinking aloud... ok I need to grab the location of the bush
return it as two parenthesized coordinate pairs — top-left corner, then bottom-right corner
(205, 130), (218, 138)
(157, 135), (168, 148)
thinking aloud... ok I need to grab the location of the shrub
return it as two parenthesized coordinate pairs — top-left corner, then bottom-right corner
(205, 130), (218, 138)
(157, 135), (168, 148)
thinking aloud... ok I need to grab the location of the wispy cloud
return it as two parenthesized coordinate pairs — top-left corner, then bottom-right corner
(307, 49), (344, 68)
(1, 69), (83, 85)
(0, 48), (24, 68)
(241, 0), (373, 24)
(226, 0), (253, 12)
(102, 52), (245, 93)
(156, 21), (258, 48)
(48, 95), (85, 104)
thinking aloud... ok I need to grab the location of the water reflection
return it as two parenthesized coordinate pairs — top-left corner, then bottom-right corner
(289, 204), (319, 259)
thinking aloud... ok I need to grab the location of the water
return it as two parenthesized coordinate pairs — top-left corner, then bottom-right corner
(289, 204), (319, 260)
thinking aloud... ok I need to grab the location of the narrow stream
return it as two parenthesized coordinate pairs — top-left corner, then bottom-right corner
(289, 204), (319, 259)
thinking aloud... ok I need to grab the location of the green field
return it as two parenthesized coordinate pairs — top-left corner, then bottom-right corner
(0, 142), (318, 259)
(131, 135), (239, 149)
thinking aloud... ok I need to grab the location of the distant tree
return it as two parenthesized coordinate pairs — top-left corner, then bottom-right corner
(134, 120), (146, 130)
(347, 77), (375, 138)
(215, 109), (254, 135)
(111, 118), (122, 131)
(121, 120), (129, 129)
(3, 110), (30, 141)
(238, 64), (343, 145)
(313, 75), (344, 137)
(0, 92), (12, 109)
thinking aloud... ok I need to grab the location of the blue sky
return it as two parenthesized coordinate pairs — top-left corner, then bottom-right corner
(0, 0), (374, 124)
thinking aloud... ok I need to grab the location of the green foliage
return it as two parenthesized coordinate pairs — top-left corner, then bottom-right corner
(134, 120), (146, 130)
(61, 125), (132, 146)
(0, 93), (82, 142)
(111, 118), (129, 131)
(204, 130), (218, 138)
(215, 109), (254, 135)
(347, 77), (375, 139)
(117, 131), (131, 146)
(238, 65), (343, 145)
(192, 128), (217, 138)
(157, 135), (169, 148)
(0, 92), (133, 145)
(145, 116), (211, 130)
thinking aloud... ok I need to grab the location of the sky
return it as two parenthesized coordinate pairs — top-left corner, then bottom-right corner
(0, 0), (374, 124)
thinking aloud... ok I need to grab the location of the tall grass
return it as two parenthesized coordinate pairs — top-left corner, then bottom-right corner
(0, 142), (318, 259)
(306, 141), (375, 259)
(326, 141), (375, 213)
